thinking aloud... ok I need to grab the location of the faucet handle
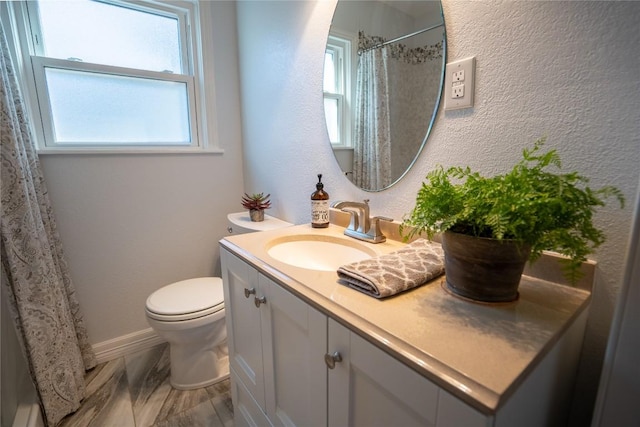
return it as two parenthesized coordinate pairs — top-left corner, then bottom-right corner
(373, 216), (393, 222)
(371, 216), (393, 228)
(369, 216), (393, 243)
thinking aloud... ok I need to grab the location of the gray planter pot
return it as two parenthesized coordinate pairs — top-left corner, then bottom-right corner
(249, 209), (264, 222)
(441, 231), (531, 303)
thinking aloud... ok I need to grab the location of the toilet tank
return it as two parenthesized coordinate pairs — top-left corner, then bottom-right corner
(227, 212), (293, 235)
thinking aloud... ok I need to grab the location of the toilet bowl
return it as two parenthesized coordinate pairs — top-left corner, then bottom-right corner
(145, 277), (228, 390)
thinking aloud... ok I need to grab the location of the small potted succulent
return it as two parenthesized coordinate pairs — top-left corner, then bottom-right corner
(401, 138), (624, 303)
(242, 192), (271, 222)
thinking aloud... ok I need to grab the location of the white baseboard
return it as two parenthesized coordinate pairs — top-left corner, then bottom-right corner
(92, 328), (166, 364)
(12, 402), (44, 427)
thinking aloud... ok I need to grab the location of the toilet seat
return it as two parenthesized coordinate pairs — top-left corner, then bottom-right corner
(146, 277), (224, 322)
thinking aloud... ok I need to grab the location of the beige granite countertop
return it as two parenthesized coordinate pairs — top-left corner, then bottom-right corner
(220, 223), (591, 415)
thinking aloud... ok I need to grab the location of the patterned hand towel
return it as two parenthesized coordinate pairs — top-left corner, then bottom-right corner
(337, 239), (445, 298)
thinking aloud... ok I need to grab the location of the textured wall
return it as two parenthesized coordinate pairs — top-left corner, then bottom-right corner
(236, 1), (640, 424)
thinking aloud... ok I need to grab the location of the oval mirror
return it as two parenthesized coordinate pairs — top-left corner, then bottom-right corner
(323, 0), (446, 192)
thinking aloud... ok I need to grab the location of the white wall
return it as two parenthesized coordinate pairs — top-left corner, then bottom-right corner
(35, 1), (245, 345)
(592, 182), (640, 425)
(236, 1), (640, 424)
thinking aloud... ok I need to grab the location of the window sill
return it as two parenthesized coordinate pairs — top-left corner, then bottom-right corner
(36, 147), (225, 155)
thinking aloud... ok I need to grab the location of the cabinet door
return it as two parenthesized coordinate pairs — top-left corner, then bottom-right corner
(328, 319), (440, 427)
(261, 273), (327, 427)
(221, 249), (266, 410)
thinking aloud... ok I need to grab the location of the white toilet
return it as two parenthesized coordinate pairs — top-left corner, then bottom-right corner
(145, 212), (292, 390)
(145, 277), (228, 390)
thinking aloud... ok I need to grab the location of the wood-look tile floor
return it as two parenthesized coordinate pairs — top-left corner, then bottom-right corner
(58, 343), (234, 427)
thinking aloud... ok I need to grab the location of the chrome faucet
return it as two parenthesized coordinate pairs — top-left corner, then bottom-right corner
(331, 200), (393, 243)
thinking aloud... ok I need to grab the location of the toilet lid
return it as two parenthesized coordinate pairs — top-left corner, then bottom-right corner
(146, 277), (224, 317)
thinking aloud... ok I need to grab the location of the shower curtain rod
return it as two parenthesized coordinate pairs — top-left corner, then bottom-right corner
(361, 22), (444, 53)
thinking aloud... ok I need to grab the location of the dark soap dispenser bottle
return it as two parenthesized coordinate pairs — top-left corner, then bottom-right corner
(311, 174), (329, 228)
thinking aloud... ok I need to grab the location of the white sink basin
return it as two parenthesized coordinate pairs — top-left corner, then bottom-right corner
(266, 234), (376, 271)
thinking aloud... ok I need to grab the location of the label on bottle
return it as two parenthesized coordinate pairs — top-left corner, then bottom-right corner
(311, 200), (329, 226)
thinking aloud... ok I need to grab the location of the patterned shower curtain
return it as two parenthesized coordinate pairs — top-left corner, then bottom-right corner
(1, 21), (96, 426)
(353, 34), (392, 190)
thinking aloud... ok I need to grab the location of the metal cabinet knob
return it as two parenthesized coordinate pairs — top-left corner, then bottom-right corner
(254, 296), (266, 308)
(227, 226), (233, 234)
(324, 351), (342, 369)
(244, 288), (256, 298)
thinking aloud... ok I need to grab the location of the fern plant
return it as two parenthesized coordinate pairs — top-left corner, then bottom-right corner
(402, 138), (625, 282)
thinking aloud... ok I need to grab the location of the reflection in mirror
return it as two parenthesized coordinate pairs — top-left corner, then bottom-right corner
(324, 1), (446, 192)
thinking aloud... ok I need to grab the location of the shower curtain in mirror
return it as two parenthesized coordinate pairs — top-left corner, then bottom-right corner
(354, 31), (443, 189)
(1, 22), (96, 426)
(353, 35), (392, 190)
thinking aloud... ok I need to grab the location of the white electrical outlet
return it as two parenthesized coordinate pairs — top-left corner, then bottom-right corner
(452, 83), (465, 98)
(445, 56), (475, 110)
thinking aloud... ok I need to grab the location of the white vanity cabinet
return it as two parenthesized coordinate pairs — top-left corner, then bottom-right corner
(221, 249), (327, 427)
(222, 248), (484, 427)
(221, 240), (588, 427)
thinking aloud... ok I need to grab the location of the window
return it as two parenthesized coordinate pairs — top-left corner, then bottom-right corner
(324, 33), (353, 147)
(9, 0), (217, 153)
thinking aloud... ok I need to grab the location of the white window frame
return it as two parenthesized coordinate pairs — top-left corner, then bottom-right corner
(324, 31), (355, 148)
(4, 0), (221, 154)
